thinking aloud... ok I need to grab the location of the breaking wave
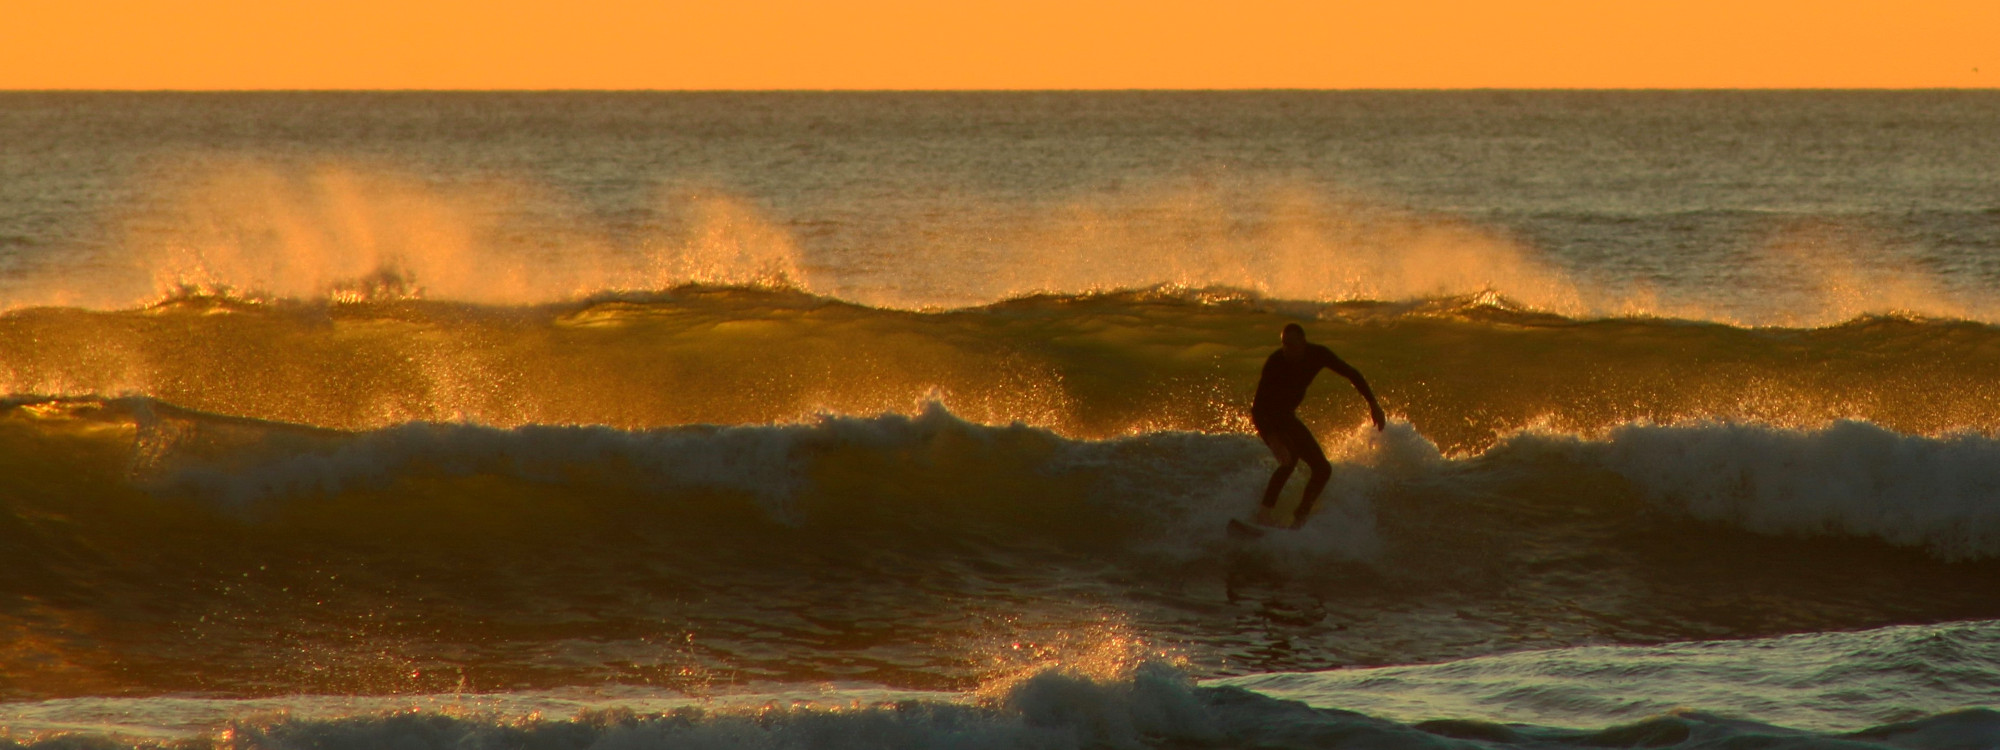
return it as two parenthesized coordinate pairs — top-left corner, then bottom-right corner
(5, 654), (1998, 750)
(6, 397), (1993, 560)
(6, 286), (2000, 451)
(4, 162), (1995, 328)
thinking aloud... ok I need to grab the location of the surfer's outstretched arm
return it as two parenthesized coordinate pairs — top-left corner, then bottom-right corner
(1324, 356), (1386, 431)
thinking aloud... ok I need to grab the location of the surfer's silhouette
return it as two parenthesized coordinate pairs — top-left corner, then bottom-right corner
(1251, 323), (1385, 528)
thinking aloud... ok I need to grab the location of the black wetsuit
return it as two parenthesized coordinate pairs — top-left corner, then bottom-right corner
(1251, 344), (1361, 467)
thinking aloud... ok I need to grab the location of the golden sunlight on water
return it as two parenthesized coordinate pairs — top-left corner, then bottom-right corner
(6, 162), (1988, 329)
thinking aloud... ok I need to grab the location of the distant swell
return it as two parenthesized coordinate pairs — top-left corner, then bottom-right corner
(5, 162), (1995, 330)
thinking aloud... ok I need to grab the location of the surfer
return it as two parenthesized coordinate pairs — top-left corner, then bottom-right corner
(1252, 323), (1385, 528)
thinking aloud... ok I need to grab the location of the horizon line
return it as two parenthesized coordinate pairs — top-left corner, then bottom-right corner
(5, 86), (1998, 94)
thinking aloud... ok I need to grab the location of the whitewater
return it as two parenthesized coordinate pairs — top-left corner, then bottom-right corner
(2, 91), (1999, 748)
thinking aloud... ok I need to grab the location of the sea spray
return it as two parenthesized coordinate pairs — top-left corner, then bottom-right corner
(8, 289), (2000, 450)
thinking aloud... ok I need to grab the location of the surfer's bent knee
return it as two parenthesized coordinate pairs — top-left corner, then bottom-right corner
(1270, 444), (1296, 465)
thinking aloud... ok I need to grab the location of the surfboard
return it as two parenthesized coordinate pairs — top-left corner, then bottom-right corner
(1226, 518), (1269, 539)
(1227, 497), (1305, 539)
(1227, 517), (1296, 539)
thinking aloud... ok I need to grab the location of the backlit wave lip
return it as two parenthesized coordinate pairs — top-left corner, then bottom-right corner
(6, 283), (2000, 451)
(1, 156), (1994, 329)
(39, 281), (1998, 337)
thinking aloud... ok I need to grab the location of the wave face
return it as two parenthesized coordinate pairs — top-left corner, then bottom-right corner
(5, 395), (2000, 701)
(8, 288), (2000, 452)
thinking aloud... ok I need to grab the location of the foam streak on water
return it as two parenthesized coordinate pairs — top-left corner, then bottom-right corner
(5, 624), (2000, 750)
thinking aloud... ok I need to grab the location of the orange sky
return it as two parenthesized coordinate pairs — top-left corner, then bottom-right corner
(3, 0), (1993, 89)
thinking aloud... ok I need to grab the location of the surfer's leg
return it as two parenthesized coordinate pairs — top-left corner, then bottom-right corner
(1256, 420), (1295, 509)
(1261, 458), (1296, 509)
(1290, 431), (1333, 524)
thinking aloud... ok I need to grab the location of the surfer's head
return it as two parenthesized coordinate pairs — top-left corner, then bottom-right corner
(1281, 323), (1307, 358)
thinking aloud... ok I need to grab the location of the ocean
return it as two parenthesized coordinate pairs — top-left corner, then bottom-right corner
(2, 91), (1998, 748)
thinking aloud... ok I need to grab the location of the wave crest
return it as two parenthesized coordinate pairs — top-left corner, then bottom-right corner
(7, 162), (1995, 327)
